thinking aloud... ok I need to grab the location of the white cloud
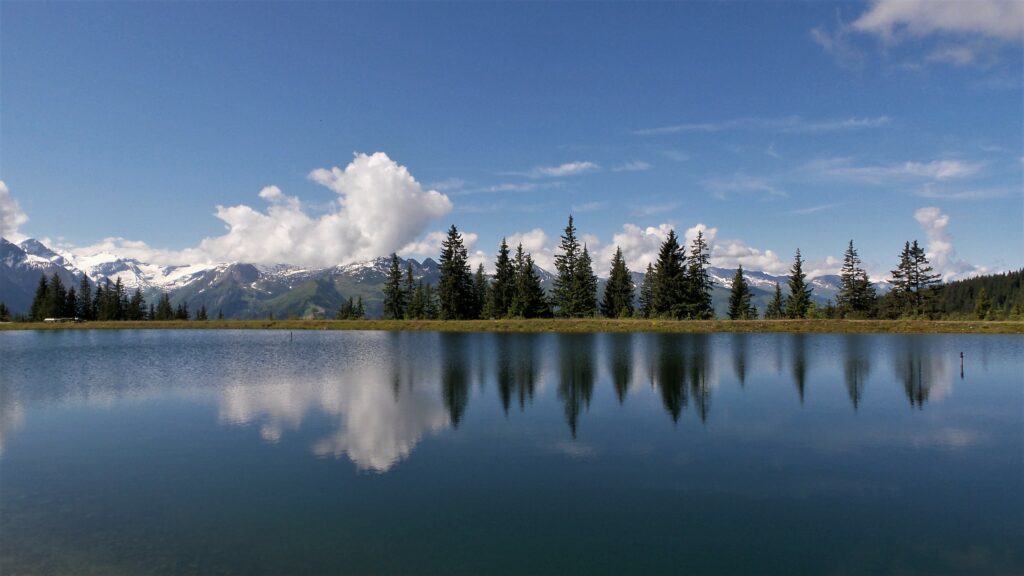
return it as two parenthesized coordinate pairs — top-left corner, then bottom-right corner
(914, 184), (1014, 201)
(571, 201), (607, 213)
(913, 206), (985, 281)
(804, 157), (984, 184)
(632, 201), (681, 217)
(602, 223), (674, 272)
(507, 228), (555, 272)
(612, 160), (652, 172)
(399, 228), (486, 269)
(0, 181), (29, 242)
(182, 152), (451, 267)
(852, 0), (1024, 42)
(791, 202), (845, 215)
(526, 161), (600, 178)
(636, 115), (890, 136)
(708, 239), (789, 275)
(704, 174), (786, 199)
(428, 177), (465, 192)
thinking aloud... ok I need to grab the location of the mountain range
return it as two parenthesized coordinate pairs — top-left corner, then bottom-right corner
(1, 236), (878, 319)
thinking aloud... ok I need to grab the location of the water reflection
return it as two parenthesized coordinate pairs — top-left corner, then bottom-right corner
(558, 334), (596, 438)
(495, 333), (539, 414)
(896, 337), (953, 408)
(440, 333), (471, 428)
(791, 334), (808, 404)
(844, 336), (870, 411)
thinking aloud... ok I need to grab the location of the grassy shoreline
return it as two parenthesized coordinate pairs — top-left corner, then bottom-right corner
(1, 318), (1021, 334)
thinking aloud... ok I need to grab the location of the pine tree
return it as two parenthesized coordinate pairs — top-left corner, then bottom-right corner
(30, 274), (48, 321)
(784, 249), (813, 319)
(652, 229), (686, 318)
(196, 305), (208, 321)
(837, 240), (875, 317)
(489, 238), (516, 318)
(77, 276), (93, 320)
(765, 282), (785, 319)
(127, 288), (145, 320)
(355, 297), (365, 319)
(174, 301), (189, 320)
(336, 297), (355, 320)
(92, 281), (105, 321)
(552, 215), (582, 317)
(382, 253), (406, 320)
(601, 246), (634, 318)
(890, 240), (941, 317)
(41, 273), (67, 320)
(686, 230), (714, 319)
(727, 265), (756, 320)
(574, 245), (599, 317)
(638, 263), (655, 318)
(472, 263), (488, 319)
(403, 262), (416, 318)
(148, 303), (156, 321)
(0, 302), (9, 322)
(509, 243), (550, 318)
(155, 293), (174, 320)
(437, 224), (474, 320)
(64, 286), (78, 318)
(974, 287), (991, 320)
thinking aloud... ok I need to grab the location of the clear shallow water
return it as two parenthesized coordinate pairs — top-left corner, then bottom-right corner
(1, 330), (1021, 575)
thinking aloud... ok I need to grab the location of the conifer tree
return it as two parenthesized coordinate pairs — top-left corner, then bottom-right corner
(77, 276), (93, 320)
(574, 245), (599, 317)
(30, 274), (48, 321)
(727, 265), (756, 320)
(148, 303), (156, 321)
(765, 282), (785, 319)
(837, 240), (876, 317)
(92, 281), (104, 321)
(174, 301), (189, 320)
(382, 253), (406, 320)
(0, 302), (9, 322)
(784, 249), (813, 319)
(638, 263), (655, 318)
(652, 229), (686, 318)
(196, 305), (208, 321)
(127, 288), (145, 320)
(336, 297), (355, 320)
(403, 262), (416, 318)
(64, 286), (78, 318)
(437, 225), (474, 320)
(41, 273), (67, 320)
(601, 246), (634, 318)
(686, 230), (714, 319)
(489, 238), (515, 318)
(509, 244), (550, 318)
(155, 293), (174, 320)
(974, 287), (991, 320)
(552, 215), (582, 317)
(472, 263), (488, 319)
(890, 240), (941, 317)
(355, 297), (365, 319)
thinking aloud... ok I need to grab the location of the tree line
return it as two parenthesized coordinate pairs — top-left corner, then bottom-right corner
(22, 273), (216, 322)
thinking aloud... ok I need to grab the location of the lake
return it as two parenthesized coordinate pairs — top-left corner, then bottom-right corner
(1, 330), (1021, 574)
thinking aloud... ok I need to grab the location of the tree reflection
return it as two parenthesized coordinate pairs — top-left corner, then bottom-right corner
(495, 333), (539, 414)
(688, 335), (712, 423)
(732, 334), (749, 387)
(654, 335), (687, 423)
(440, 333), (471, 428)
(558, 334), (596, 438)
(843, 336), (870, 411)
(607, 333), (634, 404)
(791, 334), (808, 404)
(894, 340), (951, 409)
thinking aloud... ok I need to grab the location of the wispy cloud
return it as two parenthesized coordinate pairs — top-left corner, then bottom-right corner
(914, 184), (1014, 201)
(635, 115), (891, 136)
(519, 161), (600, 178)
(571, 201), (607, 213)
(704, 174), (786, 200)
(852, 0), (1024, 43)
(803, 157), (984, 183)
(791, 202), (845, 215)
(632, 201), (681, 218)
(427, 177), (465, 192)
(612, 160), (652, 172)
(661, 150), (690, 163)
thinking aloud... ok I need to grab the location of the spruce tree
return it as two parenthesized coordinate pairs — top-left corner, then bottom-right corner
(175, 301), (189, 320)
(30, 274), (48, 321)
(382, 253), (406, 320)
(42, 273), (67, 319)
(974, 287), (991, 320)
(838, 240), (876, 317)
(403, 262), (416, 318)
(509, 244), (550, 318)
(638, 263), (655, 318)
(437, 225), (473, 320)
(574, 245), (599, 317)
(64, 286), (78, 318)
(355, 297), (365, 319)
(127, 288), (145, 320)
(92, 281), (104, 321)
(552, 215), (582, 317)
(686, 230), (714, 319)
(890, 240), (941, 317)
(77, 276), (93, 320)
(784, 249), (813, 319)
(472, 263), (488, 319)
(765, 282), (784, 319)
(0, 302), (9, 322)
(652, 230), (686, 318)
(601, 246), (634, 318)
(155, 293), (174, 320)
(196, 305), (208, 321)
(489, 238), (515, 318)
(727, 265), (756, 320)
(337, 297), (355, 320)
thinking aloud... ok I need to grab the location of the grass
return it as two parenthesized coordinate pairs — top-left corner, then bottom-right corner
(2, 318), (1022, 334)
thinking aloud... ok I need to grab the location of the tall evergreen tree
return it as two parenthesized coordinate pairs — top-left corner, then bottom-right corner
(651, 229), (686, 318)
(196, 305), (208, 321)
(403, 262), (416, 318)
(765, 282), (784, 319)
(974, 287), (991, 320)
(437, 224), (474, 320)
(488, 238), (516, 318)
(574, 245), (599, 317)
(0, 302), (9, 322)
(355, 297), (365, 318)
(686, 230), (714, 319)
(784, 249), (813, 319)
(127, 288), (145, 320)
(890, 240), (941, 317)
(552, 215), (583, 317)
(638, 263), (655, 318)
(77, 276), (93, 320)
(42, 273), (67, 319)
(382, 253), (407, 320)
(472, 263), (488, 319)
(727, 265), (757, 320)
(837, 240), (876, 317)
(601, 246), (634, 318)
(174, 301), (189, 320)
(93, 281), (105, 320)
(30, 274), (48, 320)
(64, 286), (78, 318)
(155, 293), (174, 320)
(509, 244), (550, 318)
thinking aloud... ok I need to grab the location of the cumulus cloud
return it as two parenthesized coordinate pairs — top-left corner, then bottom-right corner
(852, 0), (1024, 42)
(707, 239), (789, 275)
(507, 228), (556, 272)
(913, 207), (985, 281)
(0, 181), (29, 242)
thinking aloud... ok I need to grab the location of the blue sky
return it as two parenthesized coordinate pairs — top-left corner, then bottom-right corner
(1, 1), (1021, 279)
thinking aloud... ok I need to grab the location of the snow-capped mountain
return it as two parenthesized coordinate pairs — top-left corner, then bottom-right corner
(1, 236), (885, 319)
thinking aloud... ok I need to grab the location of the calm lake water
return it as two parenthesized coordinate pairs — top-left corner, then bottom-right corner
(1, 330), (1021, 575)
